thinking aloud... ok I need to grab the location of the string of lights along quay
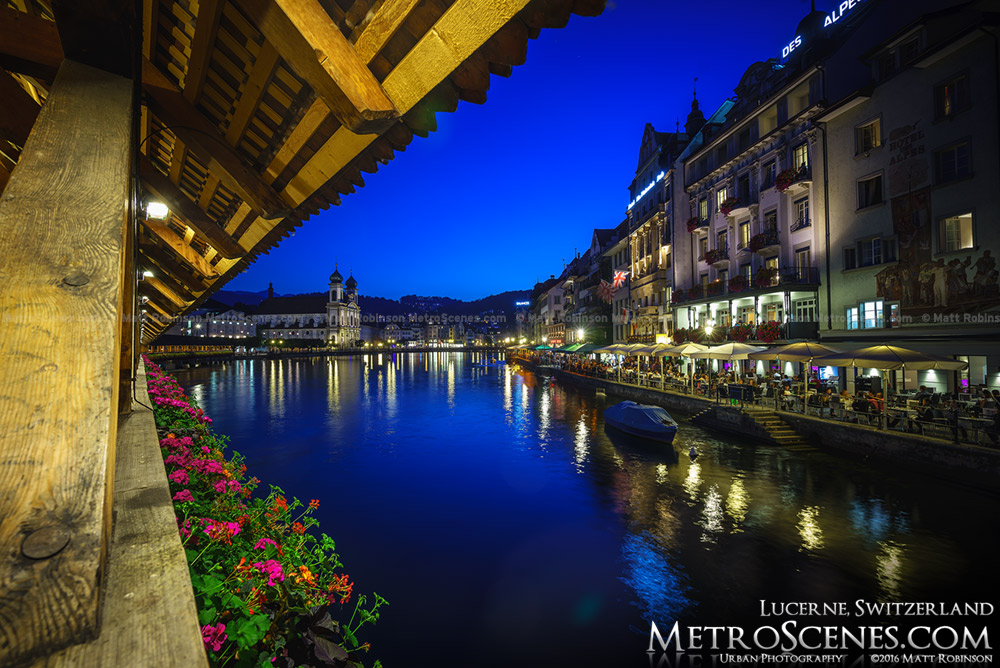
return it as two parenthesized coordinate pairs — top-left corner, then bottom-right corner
(175, 356), (999, 668)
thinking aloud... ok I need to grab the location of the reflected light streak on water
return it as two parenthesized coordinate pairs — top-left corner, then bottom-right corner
(173, 357), (999, 668)
(797, 505), (825, 551)
(876, 540), (906, 601)
(725, 477), (749, 530)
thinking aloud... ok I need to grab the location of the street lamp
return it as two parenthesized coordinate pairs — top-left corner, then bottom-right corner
(576, 328), (584, 341)
(704, 317), (716, 336)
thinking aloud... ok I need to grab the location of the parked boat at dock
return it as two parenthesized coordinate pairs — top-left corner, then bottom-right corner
(604, 401), (679, 444)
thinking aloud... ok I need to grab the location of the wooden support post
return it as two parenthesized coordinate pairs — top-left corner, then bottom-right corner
(0, 59), (132, 665)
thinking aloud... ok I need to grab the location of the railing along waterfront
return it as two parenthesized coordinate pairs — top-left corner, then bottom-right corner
(511, 352), (999, 448)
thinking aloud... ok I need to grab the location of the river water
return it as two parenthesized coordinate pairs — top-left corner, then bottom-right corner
(175, 353), (997, 668)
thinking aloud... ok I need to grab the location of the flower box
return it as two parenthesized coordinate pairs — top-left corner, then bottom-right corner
(728, 276), (748, 293)
(718, 197), (739, 216)
(755, 267), (777, 288)
(703, 248), (726, 264)
(729, 324), (752, 342)
(686, 216), (705, 233)
(756, 321), (783, 343)
(707, 280), (725, 296)
(775, 168), (797, 193)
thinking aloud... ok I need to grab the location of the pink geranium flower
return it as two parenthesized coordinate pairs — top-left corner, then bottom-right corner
(172, 489), (194, 502)
(201, 622), (227, 651)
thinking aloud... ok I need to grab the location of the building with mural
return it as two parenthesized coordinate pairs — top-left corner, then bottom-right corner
(521, 0), (999, 391)
(818, 0), (1000, 390)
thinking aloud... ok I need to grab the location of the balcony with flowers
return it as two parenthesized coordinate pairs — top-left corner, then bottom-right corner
(686, 216), (709, 234)
(669, 266), (818, 306)
(702, 247), (729, 269)
(775, 165), (811, 195)
(747, 229), (781, 257)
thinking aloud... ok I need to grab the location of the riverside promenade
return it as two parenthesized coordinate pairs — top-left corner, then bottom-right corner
(511, 356), (1000, 492)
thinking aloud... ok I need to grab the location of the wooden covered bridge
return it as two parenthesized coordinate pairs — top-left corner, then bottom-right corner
(0, 0), (602, 664)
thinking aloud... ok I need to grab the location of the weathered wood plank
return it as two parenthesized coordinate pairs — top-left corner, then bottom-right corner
(31, 366), (208, 667)
(0, 59), (132, 666)
(0, 5), (63, 79)
(239, 0), (398, 135)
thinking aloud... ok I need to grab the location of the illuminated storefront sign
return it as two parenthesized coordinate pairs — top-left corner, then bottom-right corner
(515, 301), (530, 306)
(627, 171), (665, 211)
(781, 0), (867, 60)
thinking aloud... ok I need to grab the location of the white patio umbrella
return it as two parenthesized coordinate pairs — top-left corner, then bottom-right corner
(748, 342), (843, 412)
(595, 343), (630, 382)
(811, 345), (968, 428)
(663, 342), (709, 394)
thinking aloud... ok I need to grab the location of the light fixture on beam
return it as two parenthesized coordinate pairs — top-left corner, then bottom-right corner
(142, 270), (154, 278)
(145, 201), (169, 220)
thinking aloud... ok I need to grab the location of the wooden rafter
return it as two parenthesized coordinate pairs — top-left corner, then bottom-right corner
(0, 5), (62, 79)
(139, 243), (207, 296)
(144, 275), (189, 309)
(139, 154), (244, 259)
(182, 0), (224, 104)
(141, 217), (219, 277)
(142, 57), (291, 219)
(352, 0), (422, 64)
(238, 0), (398, 135)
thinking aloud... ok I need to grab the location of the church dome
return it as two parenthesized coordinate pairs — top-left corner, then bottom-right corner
(345, 273), (357, 289)
(329, 267), (343, 283)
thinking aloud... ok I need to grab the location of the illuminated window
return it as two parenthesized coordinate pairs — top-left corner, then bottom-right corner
(699, 198), (708, 220)
(935, 142), (970, 183)
(861, 300), (884, 329)
(739, 222), (751, 249)
(938, 213), (974, 252)
(716, 187), (728, 211)
(935, 73), (969, 119)
(846, 307), (859, 330)
(792, 143), (809, 170)
(855, 118), (882, 154)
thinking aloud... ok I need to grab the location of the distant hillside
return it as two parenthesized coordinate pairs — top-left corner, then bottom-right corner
(235, 288), (531, 322)
(213, 289), (274, 307)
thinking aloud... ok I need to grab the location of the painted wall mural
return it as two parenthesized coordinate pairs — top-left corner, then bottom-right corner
(878, 186), (998, 312)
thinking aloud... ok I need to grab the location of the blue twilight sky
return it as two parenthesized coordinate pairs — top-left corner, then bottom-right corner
(226, 0), (822, 300)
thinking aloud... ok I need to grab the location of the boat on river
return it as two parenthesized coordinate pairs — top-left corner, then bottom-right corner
(604, 401), (678, 444)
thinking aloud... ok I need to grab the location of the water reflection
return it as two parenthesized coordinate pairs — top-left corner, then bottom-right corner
(797, 505), (825, 551)
(725, 477), (749, 530)
(876, 540), (905, 601)
(173, 356), (998, 668)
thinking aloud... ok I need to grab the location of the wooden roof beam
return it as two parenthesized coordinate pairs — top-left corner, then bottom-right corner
(0, 6), (62, 79)
(141, 58), (292, 221)
(239, 0), (399, 135)
(139, 154), (244, 259)
(139, 243), (208, 295)
(143, 275), (190, 310)
(141, 218), (220, 278)
(352, 0), (422, 62)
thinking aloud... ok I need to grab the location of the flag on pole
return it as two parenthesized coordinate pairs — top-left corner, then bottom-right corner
(612, 270), (629, 289)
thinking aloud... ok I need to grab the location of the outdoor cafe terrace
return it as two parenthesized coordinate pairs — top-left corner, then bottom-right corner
(510, 342), (999, 449)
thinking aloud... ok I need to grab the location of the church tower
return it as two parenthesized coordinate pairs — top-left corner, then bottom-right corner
(328, 266), (343, 302)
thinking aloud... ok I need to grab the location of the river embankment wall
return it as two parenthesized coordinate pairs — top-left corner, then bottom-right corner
(512, 356), (1000, 491)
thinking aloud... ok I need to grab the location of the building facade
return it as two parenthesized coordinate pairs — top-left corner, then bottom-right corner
(254, 268), (362, 346)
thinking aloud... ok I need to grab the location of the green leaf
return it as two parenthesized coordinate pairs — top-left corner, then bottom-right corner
(197, 606), (218, 626)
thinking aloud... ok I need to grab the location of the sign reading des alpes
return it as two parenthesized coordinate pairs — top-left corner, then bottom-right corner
(782, 0), (868, 59)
